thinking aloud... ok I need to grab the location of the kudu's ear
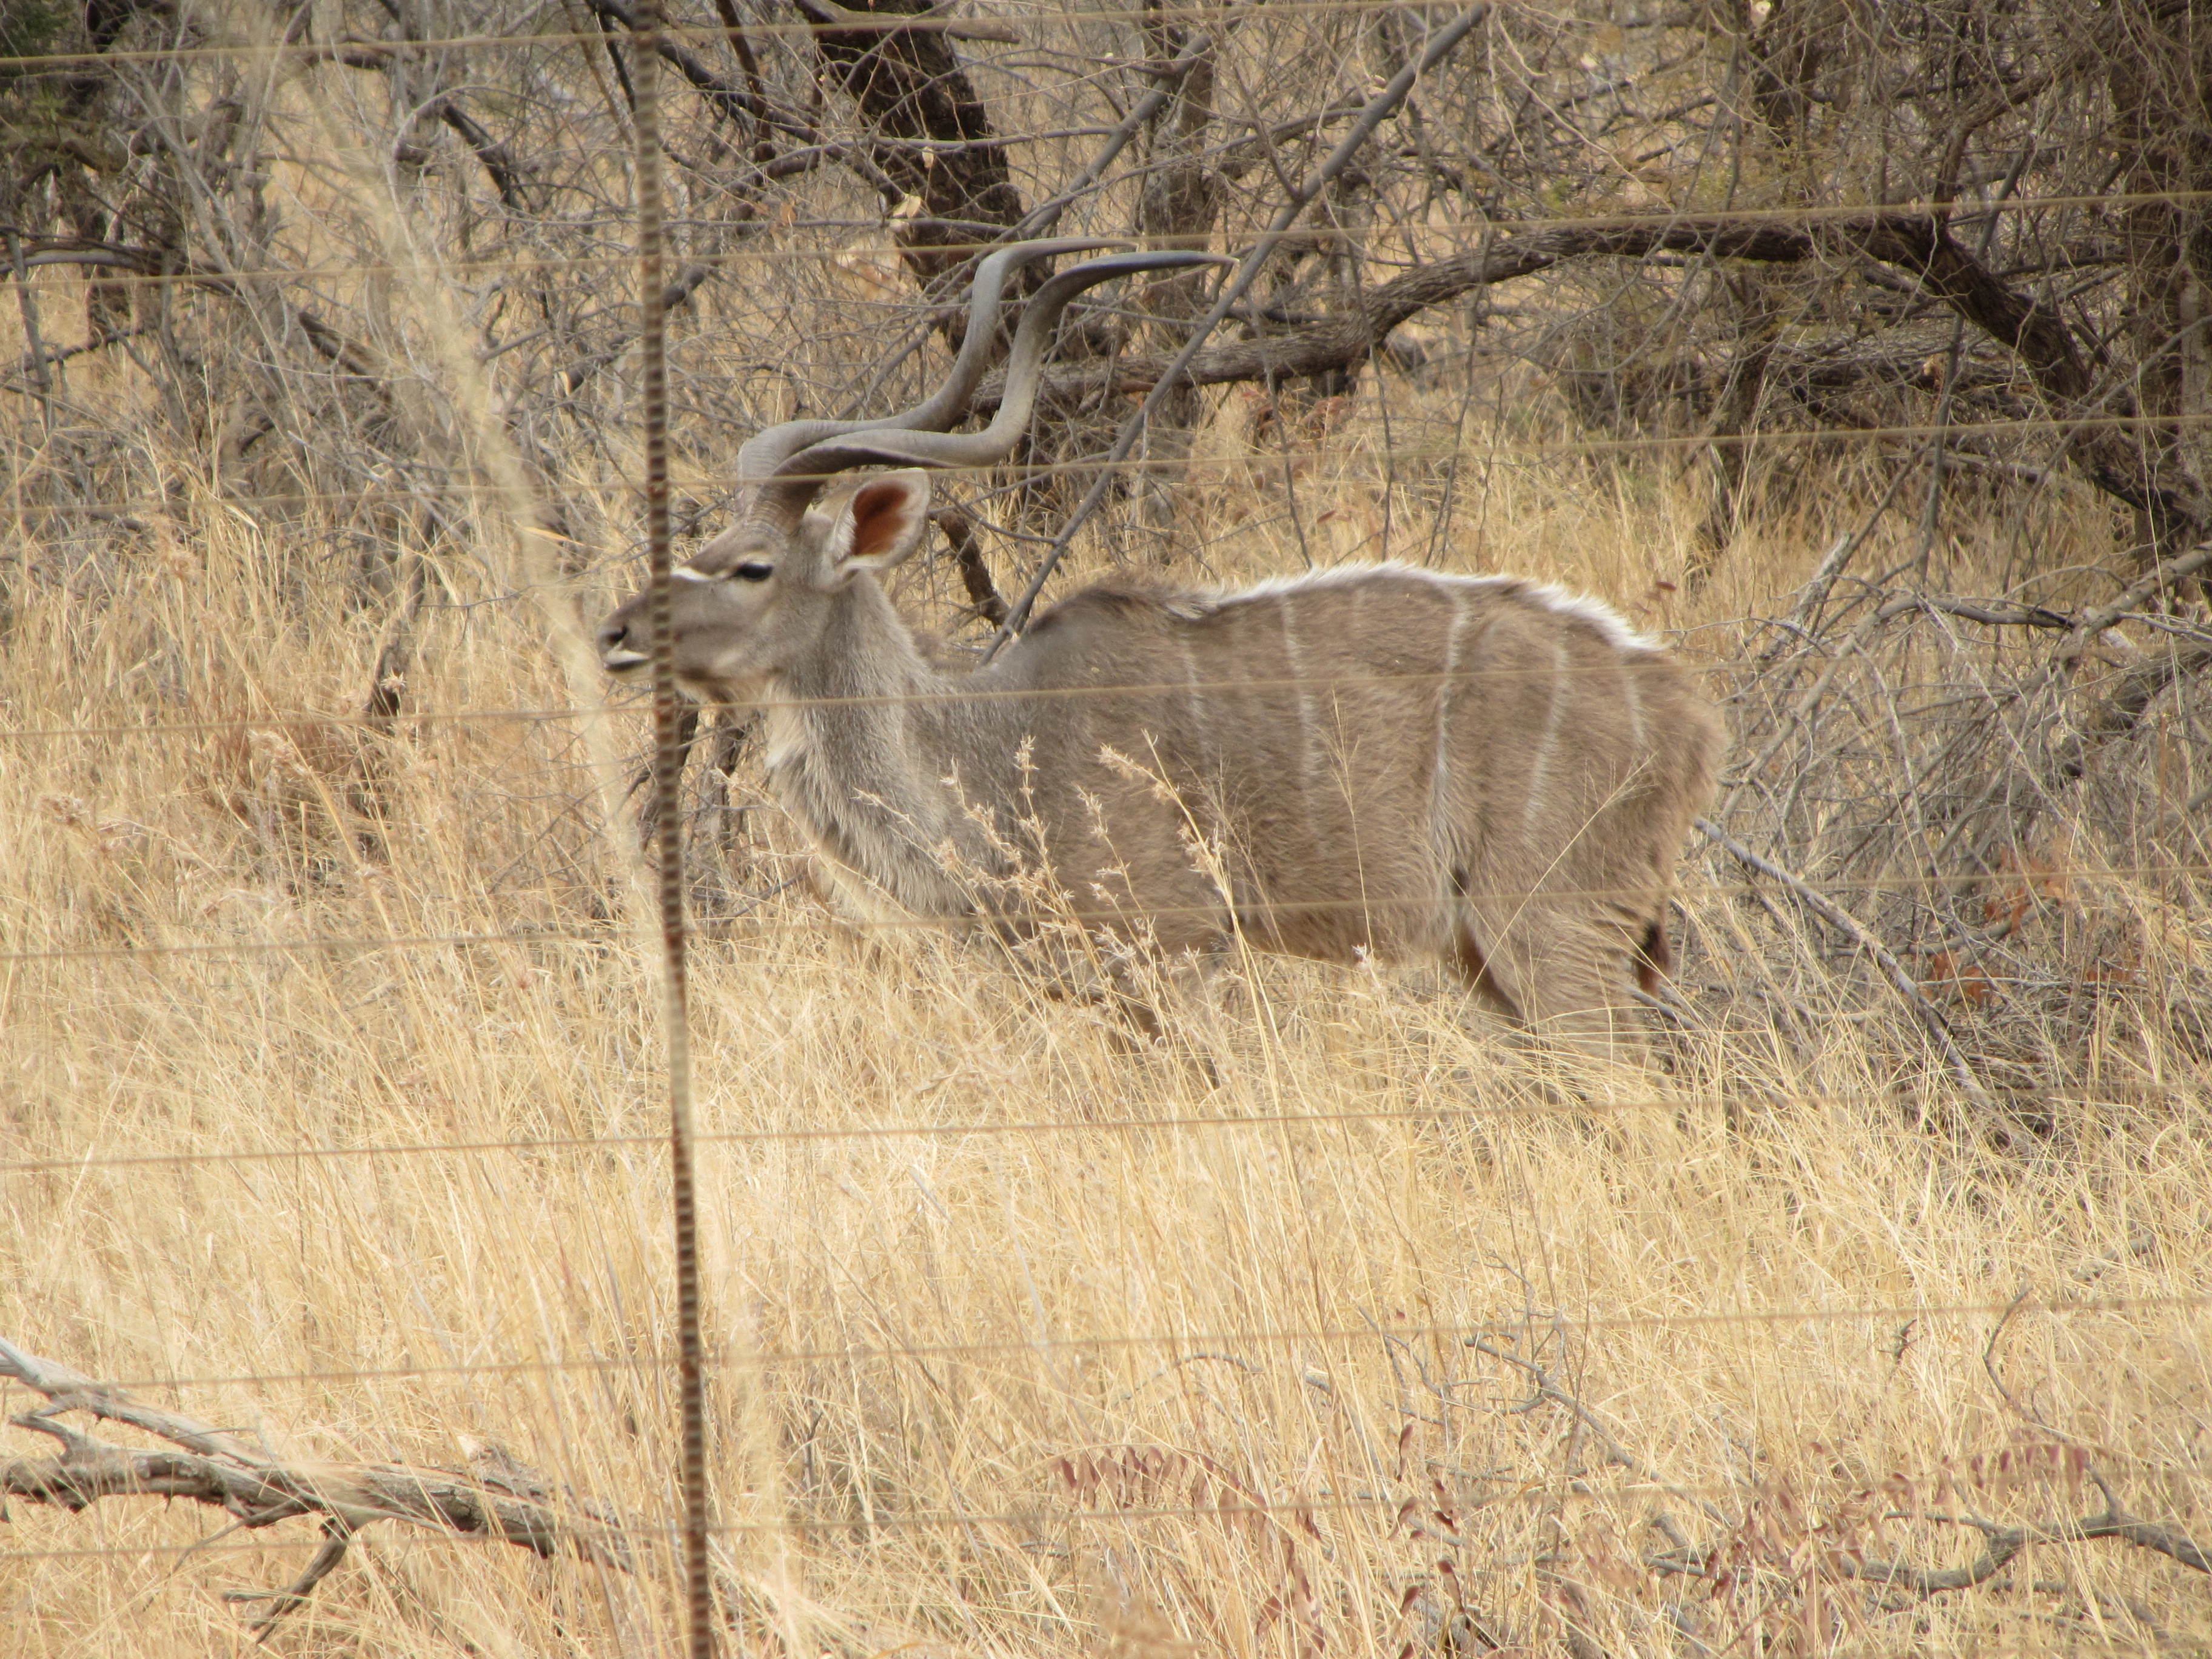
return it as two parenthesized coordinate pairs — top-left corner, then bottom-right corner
(821, 470), (933, 581)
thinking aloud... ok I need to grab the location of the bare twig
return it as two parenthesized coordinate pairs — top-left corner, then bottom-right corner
(1918, 597), (2074, 629)
(5, 230), (55, 412)
(1011, 32), (1216, 242)
(559, 260), (715, 394)
(1, 321), (153, 394)
(223, 1518), (356, 1638)
(584, 0), (787, 129)
(2059, 539), (2212, 659)
(1695, 817), (1990, 1101)
(1465, 1334), (1730, 1530)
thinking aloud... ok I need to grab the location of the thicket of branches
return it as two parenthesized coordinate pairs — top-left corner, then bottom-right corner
(6, 0), (2208, 542)
(4, 0), (2210, 1100)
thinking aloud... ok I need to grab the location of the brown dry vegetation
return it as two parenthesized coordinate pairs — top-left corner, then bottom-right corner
(5, 1), (2211, 1654)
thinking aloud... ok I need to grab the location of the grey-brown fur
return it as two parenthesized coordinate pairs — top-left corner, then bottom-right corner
(598, 247), (1723, 1057)
(603, 475), (1722, 1055)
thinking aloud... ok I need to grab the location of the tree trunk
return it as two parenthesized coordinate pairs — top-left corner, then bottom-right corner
(2105, 1), (2212, 575)
(1130, 0), (1224, 560)
(794, 0), (1028, 294)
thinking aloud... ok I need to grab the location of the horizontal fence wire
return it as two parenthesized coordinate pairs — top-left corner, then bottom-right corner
(7, 637), (2211, 742)
(4, 192), (2208, 281)
(4, 697), (2197, 744)
(7, 1086), (2198, 1179)
(0, 2), (1632, 70)
(16, 421), (2212, 521)
(5, 698), (2198, 751)
(5, 859), (2206, 967)
(12, 420), (2212, 504)
(6, 1294), (2202, 1399)
(0, 0), (2200, 140)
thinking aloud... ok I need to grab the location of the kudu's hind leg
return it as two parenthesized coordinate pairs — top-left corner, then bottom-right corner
(1458, 910), (1649, 1066)
(1515, 922), (1652, 1064)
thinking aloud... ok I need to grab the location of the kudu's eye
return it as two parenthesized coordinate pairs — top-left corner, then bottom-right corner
(732, 561), (774, 583)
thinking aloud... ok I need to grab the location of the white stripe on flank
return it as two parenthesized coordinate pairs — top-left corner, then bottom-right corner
(1276, 592), (1318, 807)
(1523, 637), (1570, 831)
(1432, 586), (1470, 840)
(1176, 632), (1204, 736)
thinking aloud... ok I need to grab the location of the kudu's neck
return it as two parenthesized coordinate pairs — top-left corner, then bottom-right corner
(763, 576), (1014, 918)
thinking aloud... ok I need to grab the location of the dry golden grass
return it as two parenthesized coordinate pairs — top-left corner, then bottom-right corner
(5, 309), (2211, 1659)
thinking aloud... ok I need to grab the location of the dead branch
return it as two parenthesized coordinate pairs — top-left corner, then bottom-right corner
(0, 1336), (629, 1637)
(933, 506), (1007, 623)
(1464, 1334), (1729, 1530)
(976, 210), (2206, 541)
(559, 260), (716, 395)
(1843, 1506), (2211, 1596)
(1013, 33), (1218, 243)
(1911, 540), (2212, 848)
(1917, 597), (2075, 629)
(320, 30), (534, 210)
(2059, 539), (2212, 659)
(1695, 816), (1989, 1101)
(2052, 640), (2212, 779)
(794, 0), (1032, 290)
(583, 0), (789, 132)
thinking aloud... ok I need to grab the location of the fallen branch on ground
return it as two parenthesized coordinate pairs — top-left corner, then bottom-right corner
(0, 1336), (629, 1638)
(1464, 1314), (2206, 1628)
(1842, 1505), (2211, 1595)
(1643, 1504), (2210, 1596)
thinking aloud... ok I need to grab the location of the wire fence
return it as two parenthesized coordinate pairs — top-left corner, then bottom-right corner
(3, 1087), (2195, 1181)
(5, 0), (2211, 1650)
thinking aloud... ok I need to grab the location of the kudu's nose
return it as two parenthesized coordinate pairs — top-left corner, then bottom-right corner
(596, 608), (648, 670)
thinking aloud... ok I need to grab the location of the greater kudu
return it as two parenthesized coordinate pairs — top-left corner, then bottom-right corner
(599, 243), (1724, 1056)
